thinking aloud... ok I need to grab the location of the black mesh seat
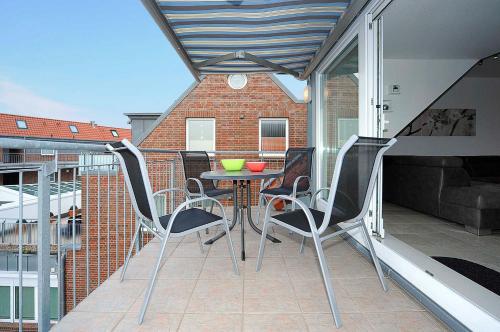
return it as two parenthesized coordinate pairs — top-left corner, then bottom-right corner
(159, 209), (221, 233)
(260, 187), (293, 196)
(272, 207), (350, 232)
(205, 188), (233, 197)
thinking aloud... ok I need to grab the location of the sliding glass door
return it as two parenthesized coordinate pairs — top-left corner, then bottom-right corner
(320, 39), (359, 189)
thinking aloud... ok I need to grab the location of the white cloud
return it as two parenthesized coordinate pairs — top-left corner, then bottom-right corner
(0, 80), (90, 122)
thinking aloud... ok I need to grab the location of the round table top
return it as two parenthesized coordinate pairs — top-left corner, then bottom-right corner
(201, 169), (284, 181)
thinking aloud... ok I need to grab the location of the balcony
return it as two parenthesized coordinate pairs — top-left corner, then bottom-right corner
(0, 138), (447, 331)
(53, 221), (447, 331)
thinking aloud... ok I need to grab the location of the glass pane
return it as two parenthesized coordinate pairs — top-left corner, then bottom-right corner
(187, 119), (215, 151)
(321, 39), (359, 188)
(50, 288), (58, 320)
(0, 286), (10, 319)
(260, 119), (287, 151)
(15, 287), (35, 320)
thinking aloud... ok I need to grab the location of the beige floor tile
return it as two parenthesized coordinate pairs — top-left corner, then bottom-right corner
(245, 257), (289, 279)
(243, 313), (308, 332)
(129, 279), (196, 313)
(179, 313), (243, 332)
(171, 239), (210, 258)
(199, 257), (243, 279)
(303, 313), (374, 332)
(74, 279), (147, 313)
(186, 279), (243, 313)
(113, 312), (182, 331)
(51, 312), (123, 332)
(364, 311), (446, 331)
(158, 257), (205, 279)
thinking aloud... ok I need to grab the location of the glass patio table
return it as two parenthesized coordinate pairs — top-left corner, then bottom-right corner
(201, 169), (283, 260)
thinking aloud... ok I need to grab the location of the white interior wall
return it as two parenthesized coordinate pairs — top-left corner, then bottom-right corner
(387, 76), (500, 156)
(382, 59), (476, 137)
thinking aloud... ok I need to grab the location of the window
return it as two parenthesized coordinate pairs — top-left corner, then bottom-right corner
(110, 129), (119, 137)
(69, 125), (78, 133)
(15, 286), (35, 320)
(50, 287), (58, 320)
(0, 286), (9, 319)
(16, 120), (27, 129)
(321, 39), (358, 188)
(186, 118), (215, 151)
(41, 149), (55, 156)
(259, 118), (288, 153)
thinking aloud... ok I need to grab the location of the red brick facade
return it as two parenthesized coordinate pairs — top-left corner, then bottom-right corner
(140, 74), (307, 151)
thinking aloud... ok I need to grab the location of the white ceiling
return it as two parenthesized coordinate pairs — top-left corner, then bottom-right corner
(383, 0), (500, 60)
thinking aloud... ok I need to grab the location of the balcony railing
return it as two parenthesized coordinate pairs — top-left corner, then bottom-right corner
(0, 137), (285, 331)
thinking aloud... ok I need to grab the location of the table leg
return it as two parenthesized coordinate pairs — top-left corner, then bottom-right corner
(240, 180), (245, 260)
(204, 181), (238, 245)
(246, 180), (281, 244)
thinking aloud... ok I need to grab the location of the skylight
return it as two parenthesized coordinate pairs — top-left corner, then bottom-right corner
(110, 130), (119, 137)
(16, 120), (27, 129)
(69, 125), (79, 133)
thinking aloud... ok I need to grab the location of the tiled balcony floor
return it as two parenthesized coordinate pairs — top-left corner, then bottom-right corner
(53, 210), (448, 332)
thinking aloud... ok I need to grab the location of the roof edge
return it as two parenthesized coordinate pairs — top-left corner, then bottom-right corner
(268, 74), (305, 104)
(134, 78), (202, 145)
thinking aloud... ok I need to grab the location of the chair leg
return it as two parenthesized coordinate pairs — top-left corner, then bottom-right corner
(138, 230), (170, 324)
(311, 232), (342, 328)
(256, 194), (264, 225)
(196, 231), (204, 254)
(120, 220), (142, 282)
(299, 236), (306, 254)
(255, 218), (271, 271)
(222, 219), (239, 275)
(360, 220), (388, 292)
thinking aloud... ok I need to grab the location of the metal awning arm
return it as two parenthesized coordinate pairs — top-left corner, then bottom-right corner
(194, 51), (300, 78)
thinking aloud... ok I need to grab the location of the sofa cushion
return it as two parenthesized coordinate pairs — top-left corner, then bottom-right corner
(441, 183), (500, 210)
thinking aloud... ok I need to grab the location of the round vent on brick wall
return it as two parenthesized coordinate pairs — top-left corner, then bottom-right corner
(227, 74), (247, 90)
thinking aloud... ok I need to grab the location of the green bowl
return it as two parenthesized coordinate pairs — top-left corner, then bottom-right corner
(221, 159), (245, 171)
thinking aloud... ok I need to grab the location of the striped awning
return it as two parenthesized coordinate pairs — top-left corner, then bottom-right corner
(142, 0), (355, 80)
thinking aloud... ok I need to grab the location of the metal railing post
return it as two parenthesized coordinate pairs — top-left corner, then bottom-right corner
(18, 172), (24, 332)
(37, 161), (55, 332)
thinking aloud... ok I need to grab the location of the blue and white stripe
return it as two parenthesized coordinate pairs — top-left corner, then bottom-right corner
(152, 0), (351, 75)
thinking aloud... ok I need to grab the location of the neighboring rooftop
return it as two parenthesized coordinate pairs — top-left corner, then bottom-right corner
(0, 113), (131, 143)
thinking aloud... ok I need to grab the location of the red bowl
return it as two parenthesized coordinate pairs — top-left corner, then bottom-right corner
(246, 161), (267, 172)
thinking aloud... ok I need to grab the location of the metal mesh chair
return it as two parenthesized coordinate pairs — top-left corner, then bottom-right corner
(179, 150), (233, 199)
(256, 135), (396, 328)
(107, 140), (239, 324)
(256, 147), (315, 250)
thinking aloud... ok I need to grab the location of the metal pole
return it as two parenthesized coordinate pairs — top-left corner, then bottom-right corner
(18, 172), (23, 332)
(85, 166), (90, 296)
(37, 162), (55, 332)
(106, 165), (110, 278)
(56, 169), (62, 320)
(97, 168), (101, 286)
(71, 168), (77, 308)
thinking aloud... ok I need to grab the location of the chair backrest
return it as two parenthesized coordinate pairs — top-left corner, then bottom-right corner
(319, 135), (396, 234)
(179, 151), (216, 194)
(106, 139), (162, 231)
(281, 147), (315, 191)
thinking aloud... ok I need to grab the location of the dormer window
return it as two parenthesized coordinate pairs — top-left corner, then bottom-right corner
(16, 120), (27, 129)
(69, 125), (79, 133)
(110, 130), (119, 137)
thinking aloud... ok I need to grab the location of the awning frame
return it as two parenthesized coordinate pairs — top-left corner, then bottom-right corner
(141, 0), (369, 81)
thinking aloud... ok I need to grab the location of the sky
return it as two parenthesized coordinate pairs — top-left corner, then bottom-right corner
(0, 1), (305, 128)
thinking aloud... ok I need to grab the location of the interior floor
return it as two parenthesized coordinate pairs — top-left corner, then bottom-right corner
(383, 203), (500, 273)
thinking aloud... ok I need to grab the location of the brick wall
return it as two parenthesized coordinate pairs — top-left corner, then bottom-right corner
(140, 74), (307, 151)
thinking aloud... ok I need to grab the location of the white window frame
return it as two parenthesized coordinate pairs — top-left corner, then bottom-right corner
(258, 118), (289, 156)
(185, 118), (216, 152)
(110, 130), (119, 137)
(40, 149), (55, 156)
(69, 125), (79, 134)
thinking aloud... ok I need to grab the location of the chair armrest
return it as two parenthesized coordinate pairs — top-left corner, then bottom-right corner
(310, 187), (330, 208)
(292, 176), (311, 198)
(185, 178), (205, 196)
(153, 188), (189, 200)
(264, 195), (319, 233)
